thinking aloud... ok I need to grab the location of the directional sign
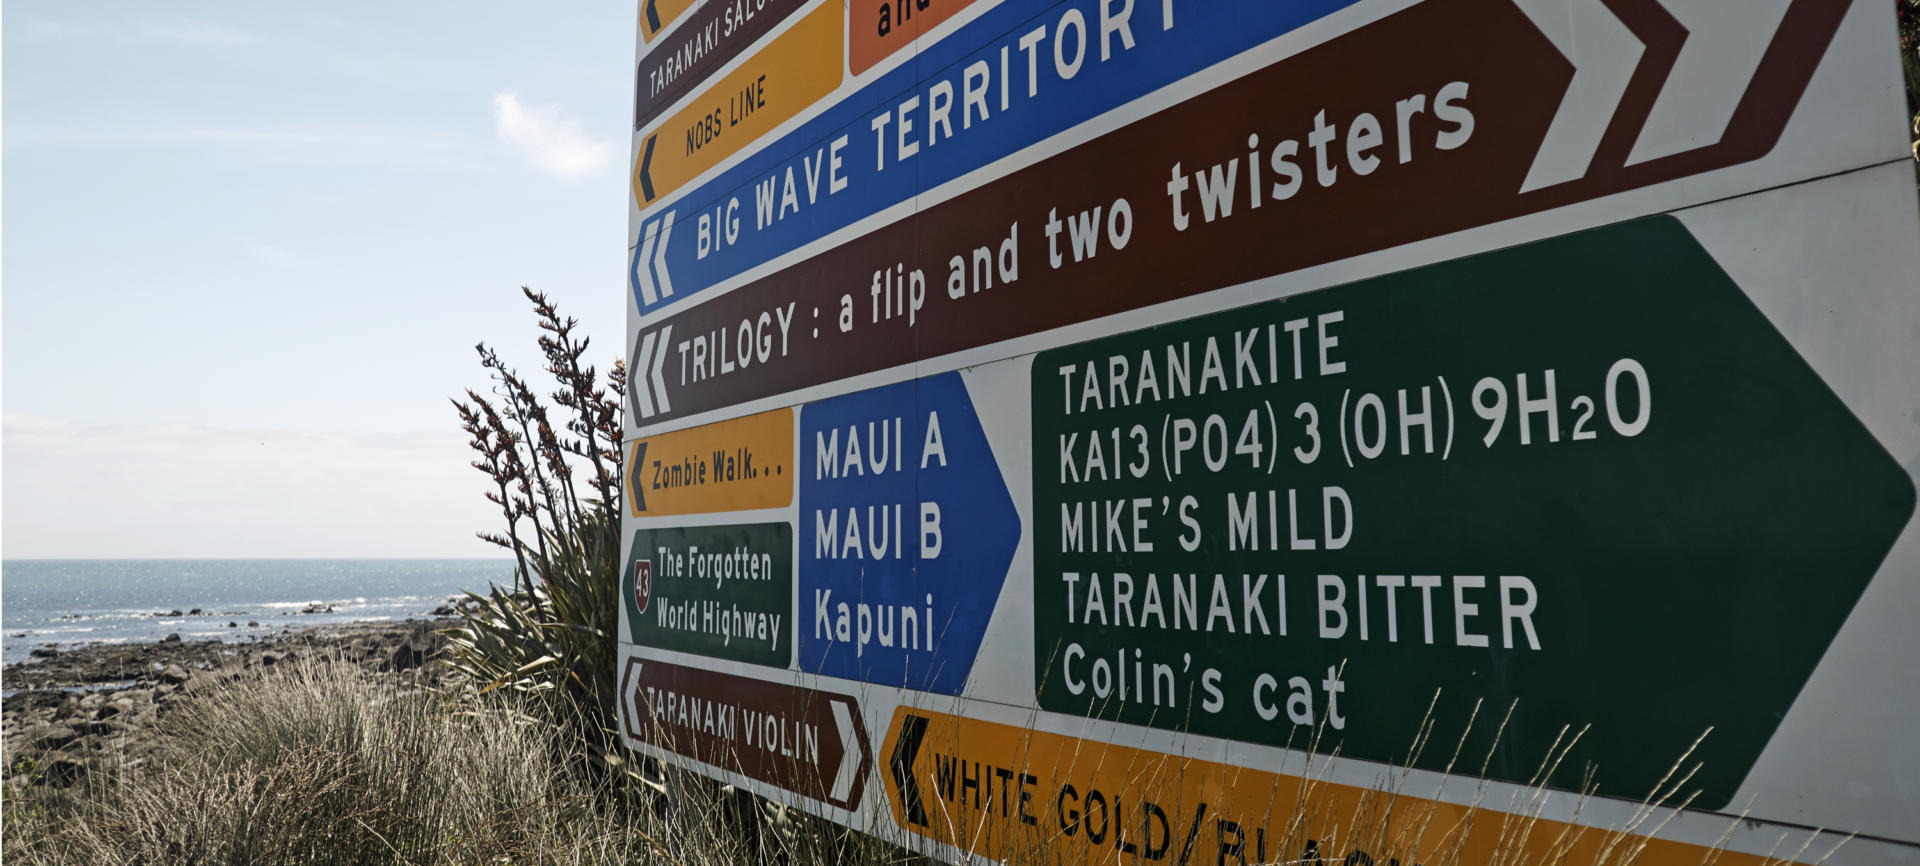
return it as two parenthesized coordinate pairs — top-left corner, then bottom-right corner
(634, 0), (810, 132)
(850, 0), (985, 74)
(623, 524), (793, 666)
(1030, 215), (1913, 807)
(622, 655), (873, 810)
(631, 1), (842, 209)
(626, 408), (793, 517)
(879, 707), (1817, 866)
(627, 0), (1856, 315)
(799, 372), (1021, 694)
(621, 0), (1920, 857)
(629, 0), (1359, 309)
(619, 0), (1864, 424)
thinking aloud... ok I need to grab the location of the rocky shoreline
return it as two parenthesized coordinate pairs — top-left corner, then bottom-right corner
(2, 617), (460, 792)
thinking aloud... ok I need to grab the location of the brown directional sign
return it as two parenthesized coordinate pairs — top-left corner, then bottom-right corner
(633, 0), (809, 131)
(621, 657), (873, 810)
(627, 0), (1848, 424)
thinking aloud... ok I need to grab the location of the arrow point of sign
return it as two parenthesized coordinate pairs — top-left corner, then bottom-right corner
(1514, 0), (1646, 193)
(1624, 0), (1792, 167)
(628, 441), (649, 512)
(649, 325), (673, 415)
(637, 135), (658, 202)
(889, 713), (930, 827)
(829, 699), (860, 805)
(620, 658), (645, 742)
(633, 330), (660, 418)
(653, 212), (676, 299)
(637, 219), (662, 305)
(645, 0), (662, 34)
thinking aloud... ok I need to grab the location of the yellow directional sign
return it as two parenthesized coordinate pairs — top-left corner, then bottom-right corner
(880, 708), (1816, 866)
(638, 0), (697, 43)
(626, 408), (793, 517)
(632, 2), (842, 208)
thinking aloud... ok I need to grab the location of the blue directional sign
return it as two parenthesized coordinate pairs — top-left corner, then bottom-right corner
(631, 0), (1359, 313)
(798, 372), (1020, 694)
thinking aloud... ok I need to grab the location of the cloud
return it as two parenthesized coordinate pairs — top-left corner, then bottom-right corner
(1, 415), (505, 558)
(492, 92), (613, 180)
(22, 18), (263, 47)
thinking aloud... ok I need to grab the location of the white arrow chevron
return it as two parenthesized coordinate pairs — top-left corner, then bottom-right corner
(631, 329), (660, 419)
(1626, 0), (1793, 166)
(620, 659), (646, 742)
(652, 211), (676, 300)
(829, 698), (860, 804)
(646, 325), (672, 416)
(636, 219), (662, 305)
(1513, 0), (1645, 193)
(634, 212), (678, 306)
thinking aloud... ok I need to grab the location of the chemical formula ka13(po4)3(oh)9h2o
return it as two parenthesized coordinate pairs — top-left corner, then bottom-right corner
(616, 1), (1920, 864)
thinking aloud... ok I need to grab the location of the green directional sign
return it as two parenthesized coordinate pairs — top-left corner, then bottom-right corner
(624, 523), (792, 668)
(1031, 216), (1914, 808)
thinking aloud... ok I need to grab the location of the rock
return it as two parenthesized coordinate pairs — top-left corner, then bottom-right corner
(188, 608), (205, 616)
(160, 633), (182, 644)
(389, 643), (424, 672)
(247, 621), (259, 628)
(39, 754), (89, 787)
(33, 726), (80, 752)
(430, 604), (456, 617)
(228, 621), (238, 628)
(29, 647), (58, 659)
(2, 618), (469, 789)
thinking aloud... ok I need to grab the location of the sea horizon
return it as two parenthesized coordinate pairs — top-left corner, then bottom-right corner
(1, 558), (517, 666)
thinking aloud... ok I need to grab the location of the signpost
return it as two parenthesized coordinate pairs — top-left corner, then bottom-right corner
(876, 707), (1835, 866)
(618, 0), (1920, 862)
(798, 372), (1020, 694)
(622, 657), (872, 810)
(1027, 216), (1911, 807)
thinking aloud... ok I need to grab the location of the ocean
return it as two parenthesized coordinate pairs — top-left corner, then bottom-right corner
(0, 559), (517, 666)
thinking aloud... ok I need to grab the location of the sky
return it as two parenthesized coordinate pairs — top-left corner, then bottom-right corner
(2, 3), (637, 557)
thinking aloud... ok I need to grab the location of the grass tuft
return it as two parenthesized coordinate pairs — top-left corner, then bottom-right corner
(2, 657), (658, 866)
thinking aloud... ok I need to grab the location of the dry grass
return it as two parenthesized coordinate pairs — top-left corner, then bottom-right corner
(2, 657), (661, 866)
(2, 656), (1853, 866)
(0, 655), (930, 866)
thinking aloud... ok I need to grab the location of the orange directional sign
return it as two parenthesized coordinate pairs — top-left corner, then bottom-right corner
(849, 0), (983, 75)
(633, 1), (842, 208)
(625, 408), (793, 517)
(881, 708), (1819, 866)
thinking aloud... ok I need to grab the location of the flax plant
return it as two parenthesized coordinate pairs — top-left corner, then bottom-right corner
(447, 287), (631, 772)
